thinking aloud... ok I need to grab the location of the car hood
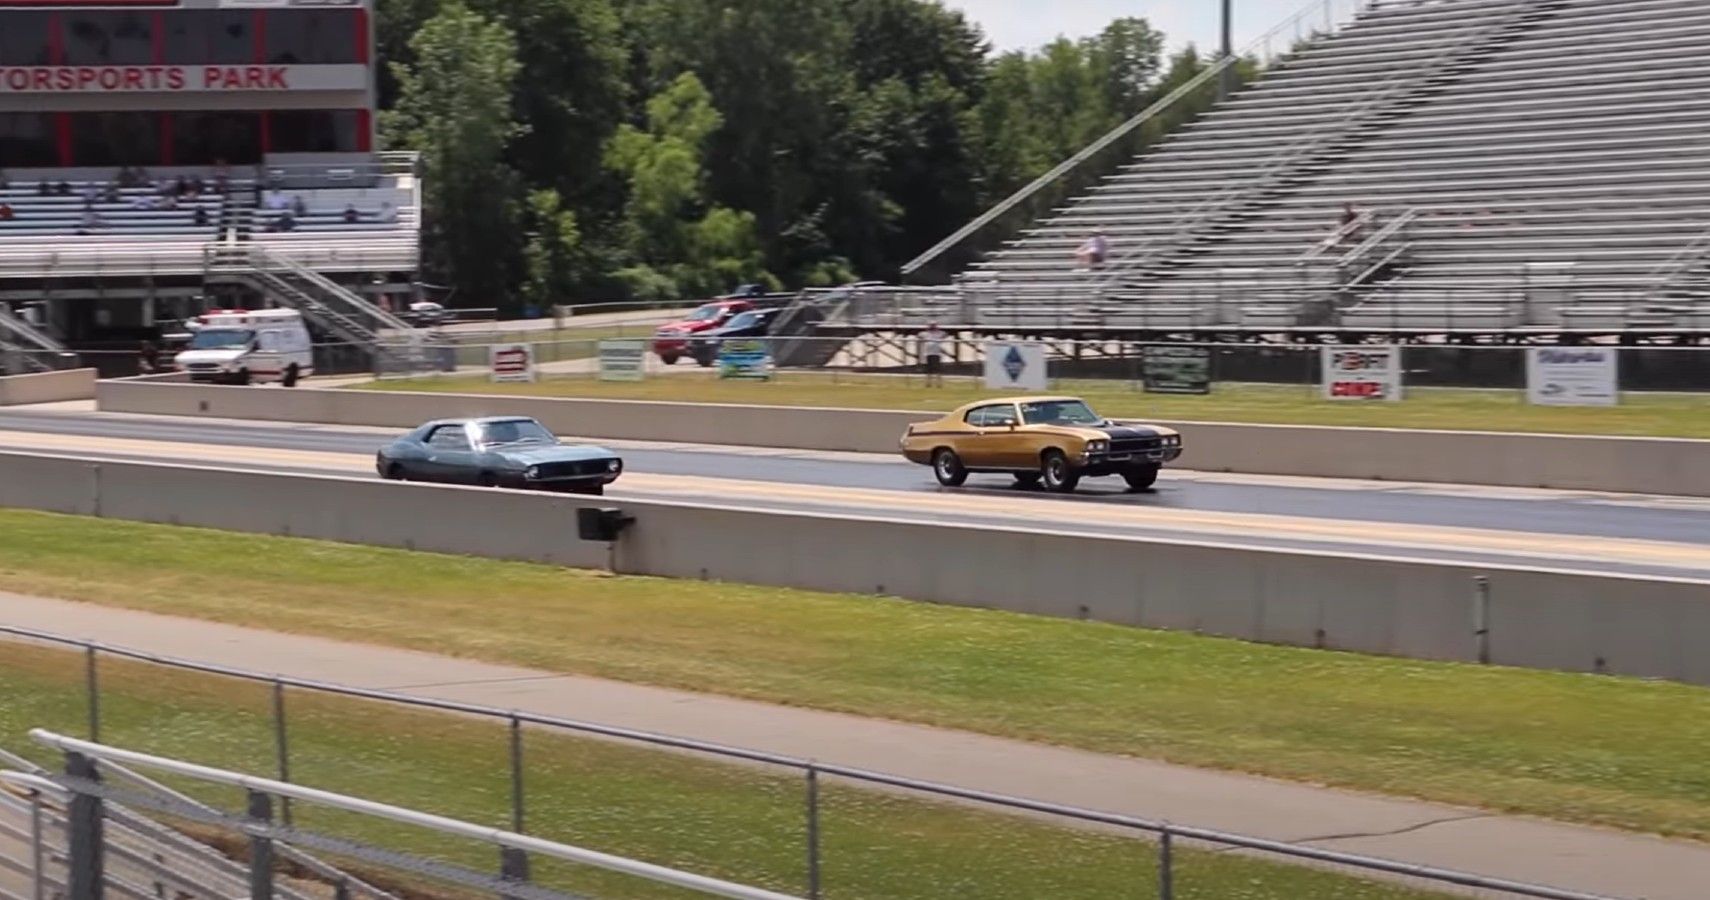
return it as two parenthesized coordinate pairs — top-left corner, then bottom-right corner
(1058, 422), (1179, 441)
(491, 445), (616, 464)
(174, 349), (247, 364)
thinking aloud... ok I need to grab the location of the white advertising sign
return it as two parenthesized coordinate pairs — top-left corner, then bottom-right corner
(489, 343), (536, 384)
(1527, 347), (1618, 407)
(597, 339), (646, 382)
(982, 341), (1048, 391)
(0, 64), (368, 95)
(1321, 345), (1403, 402)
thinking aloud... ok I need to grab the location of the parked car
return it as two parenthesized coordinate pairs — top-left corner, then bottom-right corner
(689, 307), (783, 367)
(898, 396), (1183, 493)
(652, 299), (753, 364)
(376, 416), (622, 495)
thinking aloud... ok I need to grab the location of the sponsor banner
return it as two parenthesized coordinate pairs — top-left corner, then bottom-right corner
(982, 341), (1048, 391)
(1527, 347), (1618, 407)
(0, 64), (367, 94)
(489, 343), (535, 384)
(597, 339), (646, 383)
(717, 339), (772, 381)
(1321, 345), (1403, 402)
(1142, 345), (1212, 395)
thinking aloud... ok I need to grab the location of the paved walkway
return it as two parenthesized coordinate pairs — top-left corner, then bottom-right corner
(2, 593), (1704, 899)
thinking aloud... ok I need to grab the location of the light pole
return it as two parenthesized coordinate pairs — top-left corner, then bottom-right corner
(1219, 0), (1235, 100)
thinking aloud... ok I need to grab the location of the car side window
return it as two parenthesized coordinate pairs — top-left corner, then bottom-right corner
(984, 405), (1019, 427)
(964, 407), (989, 427)
(426, 426), (471, 451)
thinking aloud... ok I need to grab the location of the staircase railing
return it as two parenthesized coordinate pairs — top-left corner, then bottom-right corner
(1088, 0), (1544, 298)
(900, 0), (1386, 279)
(0, 304), (72, 373)
(1637, 228), (1710, 302)
(1335, 207), (1417, 292)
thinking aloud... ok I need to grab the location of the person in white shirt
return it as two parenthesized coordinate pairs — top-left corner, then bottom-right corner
(920, 322), (948, 388)
(1075, 230), (1109, 269)
(266, 190), (289, 211)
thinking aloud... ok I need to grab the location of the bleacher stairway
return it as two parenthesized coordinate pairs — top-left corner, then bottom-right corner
(953, 0), (1710, 333)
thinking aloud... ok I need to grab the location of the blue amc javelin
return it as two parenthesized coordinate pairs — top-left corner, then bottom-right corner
(376, 416), (623, 495)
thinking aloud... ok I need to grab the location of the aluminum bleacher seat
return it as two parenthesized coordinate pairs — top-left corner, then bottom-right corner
(957, 0), (1710, 331)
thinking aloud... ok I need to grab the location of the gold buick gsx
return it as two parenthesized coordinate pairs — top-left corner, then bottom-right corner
(900, 396), (1183, 493)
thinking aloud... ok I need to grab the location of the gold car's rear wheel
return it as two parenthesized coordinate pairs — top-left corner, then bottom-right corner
(932, 448), (968, 487)
(1041, 450), (1081, 493)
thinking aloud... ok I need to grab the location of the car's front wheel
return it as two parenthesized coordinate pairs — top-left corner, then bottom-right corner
(1040, 450), (1081, 493)
(1123, 464), (1161, 491)
(659, 353), (680, 365)
(932, 448), (968, 487)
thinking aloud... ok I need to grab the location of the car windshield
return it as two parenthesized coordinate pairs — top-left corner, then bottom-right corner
(688, 305), (726, 322)
(724, 311), (760, 329)
(475, 419), (556, 447)
(188, 328), (254, 350)
(1020, 399), (1104, 426)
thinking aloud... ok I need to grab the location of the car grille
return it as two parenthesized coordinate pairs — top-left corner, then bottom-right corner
(1110, 437), (1162, 455)
(186, 363), (222, 373)
(529, 459), (612, 479)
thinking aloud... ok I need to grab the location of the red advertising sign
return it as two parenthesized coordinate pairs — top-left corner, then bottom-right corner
(0, 64), (364, 93)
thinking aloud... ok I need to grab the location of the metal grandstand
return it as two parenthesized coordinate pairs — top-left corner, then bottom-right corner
(858, 0), (1710, 343)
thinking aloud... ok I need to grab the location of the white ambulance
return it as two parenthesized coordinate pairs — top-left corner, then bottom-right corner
(174, 309), (314, 386)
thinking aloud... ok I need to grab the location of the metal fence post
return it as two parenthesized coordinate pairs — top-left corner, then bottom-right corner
(29, 793), (44, 900)
(271, 680), (291, 826)
(1473, 575), (1491, 665)
(508, 714), (525, 833)
(1157, 825), (1174, 900)
(84, 644), (100, 742)
(64, 751), (103, 900)
(804, 764), (822, 899)
(247, 790), (275, 900)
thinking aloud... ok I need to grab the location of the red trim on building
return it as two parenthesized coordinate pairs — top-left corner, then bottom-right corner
(355, 109), (372, 152)
(159, 112), (174, 166)
(354, 7), (370, 65)
(54, 113), (72, 167)
(253, 10), (267, 65)
(151, 11), (165, 63)
(46, 12), (65, 65)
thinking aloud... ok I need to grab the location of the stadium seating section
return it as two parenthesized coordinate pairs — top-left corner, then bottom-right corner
(955, 0), (1710, 331)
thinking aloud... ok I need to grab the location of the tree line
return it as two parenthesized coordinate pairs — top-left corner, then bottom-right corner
(378, 0), (1224, 310)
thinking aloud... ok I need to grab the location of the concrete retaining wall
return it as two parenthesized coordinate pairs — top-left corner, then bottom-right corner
(96, 380), (1710, 496)
(0, 369), (97, 406)
(3, 449), (1706, 685)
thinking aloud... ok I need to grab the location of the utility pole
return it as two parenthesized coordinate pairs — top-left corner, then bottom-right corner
(1219, 0), (1236, 100)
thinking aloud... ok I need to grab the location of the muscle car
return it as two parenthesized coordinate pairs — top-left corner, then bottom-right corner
(899, 396), (1182, 492)
(376, 416), (623, 495)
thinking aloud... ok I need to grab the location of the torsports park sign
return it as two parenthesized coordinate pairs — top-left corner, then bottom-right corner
(0, 64), (366, 93)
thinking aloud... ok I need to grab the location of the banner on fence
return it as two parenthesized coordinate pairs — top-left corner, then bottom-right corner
(1526, 347), (1618, 407)
(1321, 345), (1402, 401)
(597, 339), (647, 382)
(983, 341), (1048, 391)
(717, 339), (772, 380)
(1142, 346), (1212, 395)
(489, 343), (535, 383)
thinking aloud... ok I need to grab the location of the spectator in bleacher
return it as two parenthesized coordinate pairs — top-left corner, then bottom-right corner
(82, 184), (101, 205)
(138, 341), (160, 374)
(36, 181), (51, 197)
(193, 207), (210, 227)
(343, 203), (361, 224)
(102, 183), (121, 204)
(265, 189), (288, 211)
(0, 202), (14, 222)
(0, 169), (8, 190)
(188, 176), (206, 197)
(270, 210), (297, 233)
(77, 209), (103, 235)
(1075, 230), (1110, 269)
(292, 195), (309, 218)
(54, 181), (72, 196)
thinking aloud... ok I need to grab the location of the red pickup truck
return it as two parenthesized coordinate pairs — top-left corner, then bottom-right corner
(651, 299), (754, 364)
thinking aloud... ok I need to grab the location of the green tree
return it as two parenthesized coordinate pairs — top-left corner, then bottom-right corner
(383, 1), (526, 310)
(520, 189), (584, 311)
(604, 73), (774, 299)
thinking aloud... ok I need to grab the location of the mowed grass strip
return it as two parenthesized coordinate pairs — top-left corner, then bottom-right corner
(0, 643), (1450, 900)
(352, 373), (1710, 438)
(1, 509), (1708, 840)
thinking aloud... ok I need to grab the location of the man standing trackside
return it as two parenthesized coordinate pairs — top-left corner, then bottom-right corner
(920, 321), (948, 388)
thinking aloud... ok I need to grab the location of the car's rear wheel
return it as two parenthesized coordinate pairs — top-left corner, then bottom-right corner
(1013, 472), (1041, 489)
(1123, 464), (1161, 491)
(1040, 450), (1081, 493)
(659, 353), (680, 365)
(282, 363), (300, 388)
(932, 448), (968, 487)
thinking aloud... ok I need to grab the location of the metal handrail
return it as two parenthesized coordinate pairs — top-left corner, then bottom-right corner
(0, 628), (1620, 900)
(1638, 228), (1710, 300)
(1336, 207), (1416, 268)
(1086, 0), (1539, 296)
(900, 0), (1385, 277)
(23, 731), (805, 900)
(1296, 210), (1376, 266)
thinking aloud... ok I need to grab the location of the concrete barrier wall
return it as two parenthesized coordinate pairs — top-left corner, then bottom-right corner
(0, 369), (97, 406)
(96, 381), (1710, 496)
(3, 449), (1706, 685)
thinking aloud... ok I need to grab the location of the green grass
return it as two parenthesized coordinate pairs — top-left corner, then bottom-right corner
(0, 642), (1449, 899)
(2, 509), (1708, 842)
(434, 325), (643, 367)
(351, 373), (1710, 438)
